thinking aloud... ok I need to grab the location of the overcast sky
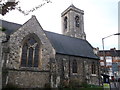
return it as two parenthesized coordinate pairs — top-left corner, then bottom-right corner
(0, 0), (119, 50)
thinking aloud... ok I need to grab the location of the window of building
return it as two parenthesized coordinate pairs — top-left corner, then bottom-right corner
(106, 56), (112, 61)
(75, 16), (80, 27)
(100, 62), (104, 66)
(106, 62), (112, 66)
(100, 56), (104, 60)
(91, 62), (96, 74)
(21, 37), (40, 67)
(64, 17), (67, 29)
(72, 60), (77, 73)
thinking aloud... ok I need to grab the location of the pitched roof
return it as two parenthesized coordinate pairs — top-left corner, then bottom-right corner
(44, 31), (99, 59)
(0, 19), (99, 59)
(0, 19), (22, 35)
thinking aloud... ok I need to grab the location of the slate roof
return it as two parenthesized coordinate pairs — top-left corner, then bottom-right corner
(0, 19), (99, 59)
(0, 19), (22, 35)
(45, 31), (99, 59)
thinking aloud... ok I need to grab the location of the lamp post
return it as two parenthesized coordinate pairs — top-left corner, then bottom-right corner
(102, 33), (120, 74)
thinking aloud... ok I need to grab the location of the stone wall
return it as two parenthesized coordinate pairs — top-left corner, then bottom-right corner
(61, 5), (86, 40)
(7, 70), (50, 88)
(3, 16), (56, 88)
(55, 54), (100, 85)
(0, 32), (8, 89)
(7, 16), (55, 70)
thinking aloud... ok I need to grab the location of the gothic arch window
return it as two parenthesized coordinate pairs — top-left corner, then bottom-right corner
(75, 16), (80, 27)
(64, 16), (67, 29)
(91, 62), (96, 74)
(72, 60), (77, 73)
(21, 36), (40, 67)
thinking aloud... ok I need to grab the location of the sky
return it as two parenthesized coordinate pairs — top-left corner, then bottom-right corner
(119, 1), (120, 50)
(0, 0), (119, 50)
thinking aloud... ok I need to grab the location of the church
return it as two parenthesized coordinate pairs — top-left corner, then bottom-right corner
(0, 5), (100, 88)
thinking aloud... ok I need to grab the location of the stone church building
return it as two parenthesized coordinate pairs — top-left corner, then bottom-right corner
(0, 5), (100, 88)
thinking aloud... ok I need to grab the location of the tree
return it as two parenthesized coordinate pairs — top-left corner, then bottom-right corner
(0, 0), (52, 16)
(0, 0), (19, 15)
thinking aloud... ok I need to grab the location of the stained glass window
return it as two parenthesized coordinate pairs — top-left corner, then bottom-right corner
(34, 45), (39, 67)
(21, 37), (39, 67)
(21, 44), (28, 67)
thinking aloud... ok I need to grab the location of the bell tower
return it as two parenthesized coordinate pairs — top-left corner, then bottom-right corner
(61, 4), (86, 39)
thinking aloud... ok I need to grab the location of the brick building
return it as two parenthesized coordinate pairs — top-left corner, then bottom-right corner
(0, 5), (100, 88)
(98, 48), (120, 78)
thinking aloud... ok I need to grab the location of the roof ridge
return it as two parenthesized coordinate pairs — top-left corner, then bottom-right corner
(44, 30), (87, 42)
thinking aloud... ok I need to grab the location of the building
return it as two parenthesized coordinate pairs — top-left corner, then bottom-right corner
(98, 48), (120, 78)
(0, 5), (100, 88)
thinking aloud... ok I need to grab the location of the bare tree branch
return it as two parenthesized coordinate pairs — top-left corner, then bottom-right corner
(0, 0), (52, 16)
(16, 0), (52, 15)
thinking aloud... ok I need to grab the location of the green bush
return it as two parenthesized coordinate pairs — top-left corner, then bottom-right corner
(59, 79), (103, 90)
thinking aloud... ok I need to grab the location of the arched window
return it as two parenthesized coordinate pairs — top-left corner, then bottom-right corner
(72, 60), (77, 73)
(64, 17), (67, 29)
(91, 62), (96, 74)
(75, 16), (80, 27)
(21, 37), (39, 67)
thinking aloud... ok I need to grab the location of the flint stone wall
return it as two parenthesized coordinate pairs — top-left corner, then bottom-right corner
(55, 54), (100, 85)
(7, 70), (50, 88)
(4, 16), (55, 88)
